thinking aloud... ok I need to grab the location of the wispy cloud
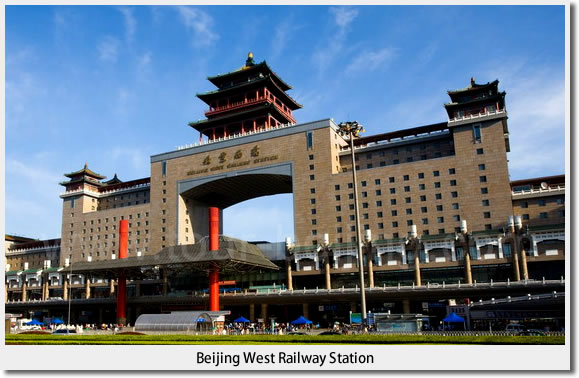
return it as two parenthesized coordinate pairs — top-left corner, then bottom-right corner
(312, 6), (359, 75)
(176, 6), (219, 48)
(270, 16), (303, 59)
(345, 47), (398, 73)
(109, 146), (148, 172)
(118, 7), (137, 44)
(329, 6), (359, 29)
(98, 36), (120, 63)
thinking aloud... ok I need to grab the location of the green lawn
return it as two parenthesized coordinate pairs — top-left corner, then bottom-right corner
(5, 334), (565, 345)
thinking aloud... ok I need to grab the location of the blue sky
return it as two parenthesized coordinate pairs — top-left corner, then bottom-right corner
(6, 5), (566, 242)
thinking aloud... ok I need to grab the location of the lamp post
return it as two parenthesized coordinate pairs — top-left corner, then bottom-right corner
(337, 121), (367, 324)
(66, 256), (73, 327)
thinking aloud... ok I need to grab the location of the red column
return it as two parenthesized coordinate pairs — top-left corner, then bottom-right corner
(116, 219), (129, 325)
(209, 207), (220, 311)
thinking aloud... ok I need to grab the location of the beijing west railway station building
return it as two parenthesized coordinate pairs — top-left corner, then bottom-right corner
(5, 54), (566, 330)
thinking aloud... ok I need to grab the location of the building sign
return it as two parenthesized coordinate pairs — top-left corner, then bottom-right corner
(186, 145), (279, 176)
(350, 312), (362, 324)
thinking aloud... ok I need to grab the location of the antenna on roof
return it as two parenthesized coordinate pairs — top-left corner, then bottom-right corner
(470, 77), (476, 86)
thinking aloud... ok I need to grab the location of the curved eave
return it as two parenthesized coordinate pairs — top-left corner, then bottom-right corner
(447, 79), (499, 95)
(207, 61), (292, 91)
(444, 92), (505, 108)
(59, 177), (104, 187)
(64, 168), (106, 180)
(197, 75), (301, 110)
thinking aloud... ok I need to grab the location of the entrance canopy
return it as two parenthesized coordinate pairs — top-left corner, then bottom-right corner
(135, 311), (216, 332)
(68, 235), (279, 278)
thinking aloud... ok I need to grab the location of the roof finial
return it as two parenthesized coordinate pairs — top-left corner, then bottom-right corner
(84, 162), (88, 169)
(470, 77), (476, 86)
(245, 52), (255, 67)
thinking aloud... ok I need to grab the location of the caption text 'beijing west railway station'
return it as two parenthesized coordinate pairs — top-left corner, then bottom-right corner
(5, 53), (565, 331)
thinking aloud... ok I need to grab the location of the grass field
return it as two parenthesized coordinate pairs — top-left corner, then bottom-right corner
(5, 334), (565, 345)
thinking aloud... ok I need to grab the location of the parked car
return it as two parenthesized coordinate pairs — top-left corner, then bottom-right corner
(518, 329), (546, 336)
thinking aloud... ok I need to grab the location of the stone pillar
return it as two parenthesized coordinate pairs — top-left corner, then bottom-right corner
(367, 245), (375, 289)
(5, 283), (8, 303)
(402, 299), (411, 314)
(135, 282), (141, 297)
(302, 303), (309, 319)
(85, 276), (91, 299)
(324, 258), (331, 290)
(249, 303), (256, 322)
(414, 250), (422, 287)
(42, 278), (49, 301)
(260, 303), (268, 324)
(520, 245), (529, 280)
(286, 263), (293, 291)
(109, 279), (116, 296)
(63, 276), (68, 301)
(21, 280), (27, 302)
(512, 243), (521, 281)
(464, 251), (473, 285)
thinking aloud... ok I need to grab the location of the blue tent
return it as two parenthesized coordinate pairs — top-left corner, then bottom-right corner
(234, 316), (250, 323)
(196, 318), (206, 322)
(51, 318), (64, 324)
(25, 319), (43, 326)
(291, 316), (312, 325)
(443, 313), (465, 323)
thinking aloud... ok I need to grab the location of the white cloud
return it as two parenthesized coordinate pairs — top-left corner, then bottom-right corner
(109, 146), (148, 172)
(118, 7), (137, 44)
(329, 6), (359, 29)
(271, 17), (303, 59)
(98, 36), (120, 63)
(345, 47), (397, 73)
(176, 6), (219, 48)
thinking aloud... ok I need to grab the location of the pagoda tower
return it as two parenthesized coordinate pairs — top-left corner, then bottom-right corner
(190, 52), (302, 142)
(59, 163), (106, 193)
(444, 78), (506, 122)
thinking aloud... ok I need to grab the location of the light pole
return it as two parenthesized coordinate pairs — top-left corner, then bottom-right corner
(337, 121), (367, 324)
(66, 255), (73, 327)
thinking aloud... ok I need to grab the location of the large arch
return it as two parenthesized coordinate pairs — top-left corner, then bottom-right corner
(177, 162), (293, 243)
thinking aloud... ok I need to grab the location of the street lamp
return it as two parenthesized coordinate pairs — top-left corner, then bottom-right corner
(337, 121), (367, 324)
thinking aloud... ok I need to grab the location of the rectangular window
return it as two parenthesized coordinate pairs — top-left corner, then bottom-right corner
(452, 203), (459, 210)
(479, 176), (487, 183)
(453, 215), (460, 221)
(378, 223), (384, 229)
(310, 198), (316, 204)
(309, 154), (314, 160)
(538, 199), (546, 206)
(389, 177), (395, 183)
(335, 206), (341, 212)
(449, 168), (456, 175)
(481, 187), (489, 194)
(311, 209), (317, 215)
(336, 216), (342, 222)
(503, 244), (511, 258)
(473, 124), (482, 142)
(407, 220), (413, 226)
(311, 219), (317, 225)
(348, 183), (353, 189)
(418, 173), (425, 179)
(420, 195), (426, 201)
(390, 188), (396, 194)
(477, 148), (484, 155)
(377, 211), (383, 218)
(405, 197), (411, 203)
(391, 210), (398, 216)
(162, 161), (167, 176)
(310, 188), (316, 194)
(436, 205), (443, 211)
(312, 230), (317, 236)
(362, 192), (368, 198)
(392, 221), (398, 228)
(433, 170), (440, 177)
(391, 199), (396, 205)
(421, 207), (427, 213)
(70, 198), (75, 208)
(478, 164), (486, 171)
(376, 200), (382, 206)
(435, 193), (442, 200)
(437, 217), (444, 223)
(361, 181), (367, 187)
(404, 186), (410, 192)
(306, 131), (314, 149)
(451, 191), (458, 198)
(376, 190), (382, 196)
(406, 208), (412, 215)
(348, 193), (354, 200)
(403, 175), (409, 181)
(367, 164), (373, 169)
(337, 227), (343, 233)
(483, 212), (491, 218)
(335, 195), (341, 201)
(309, 164), (315, 170)
(335, 184), (340, 190)
(522, 214), (529, 220)
(450, 180), (457, 186)
(434, 182), (441, 188)
(422, 218), (428, 225)
(419, 184), (425, 190)
(539, 212), (548, 219)
(349, 215), (355, 221)
(362, 203), (369, 209)
(350, 225), (356, 232)
(482, 199), (490, 206)
(485, 224), (492, 231)
(375, 179), (381, 185)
